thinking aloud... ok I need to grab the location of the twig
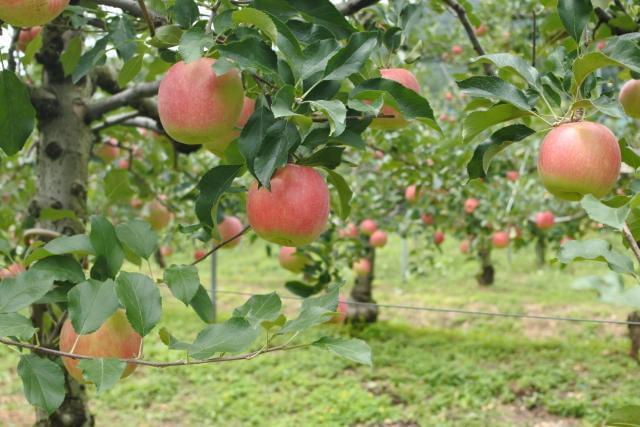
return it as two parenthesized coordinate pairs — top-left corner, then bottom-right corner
(623, 223), (640, 266)
(191, 226), (251, 265)
(96, 0), (166, 26)
(86, 80), (161, 122)
(7, 27), (19, 72)
(531, 10), (537, 67)
(136, 0), (155, 36)
(91, 111), (140, 133)
(336, 0), (380, 15)
(23, 228), (62, 243)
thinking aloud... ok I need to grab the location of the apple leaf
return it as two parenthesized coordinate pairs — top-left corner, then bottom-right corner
(313, 337), (372, 366)
(189, 317), (260, 359)
(68, 279), (120, 336)
(78, 359), (126, 394)
(0, 70), (36, 156)
(163, 264), (201, 306)
(116, 272), (162, 336)
(17, 355), (65, 415)
(0, 313), (36, 340)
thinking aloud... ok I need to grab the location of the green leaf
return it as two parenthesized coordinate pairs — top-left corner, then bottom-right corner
(0, 270), (55, 313)
(189, 317), (260, 359)
(72, 37), (109, 83)
(195, 164), (243, 230)
(116, 272), (162, 336)
(463, 103), (532, 143)
(313, 337), (372, 366)
(108, 16), (137, 61)
(284, 281), (317, 298)
(472, 53), (540, 89)
(232, 8), (277, 44)
(68, 279), (120, 335)
(457, 76), (532, 111)
(232, 292), (282, 327)
(78, 359), (126, 394)
(620, 138), (640, 169)
(325, 169), (352, 220)
(0, 313), (35, 339)
(117, 54), (144, 87)
(115, 219), (158, 259)
(90, 216), (124, 280)
(253, 119), (301, 188)
(18, 355), (65, 414)
(174, 0), (199, 29)
(159, 327), (191, 350)
(557, 239), (635, 274)
(299, 146), (344, 169)
(351, 78), (439, 132)
(217, 38), (278, 76)
(239, 106), (277, 177)
(573, 39), (640, 92)
(0, 70), (36, 156)
(164, 264), (200, 306)
(189, 285), (215, 323)
(300, 38), (340, 81)
(271, 85), (297, 118)
(558, 0), (592, 43)
(39, 207), (77, 222)
(150, 25), (183, 48)
(607, 405), (640, 426)
(580, 195), (630, 230)
(30, 255), (85, 284)
(179, 27), (214, 63)
(467, 124), (536, 179)
(60, 36), (83, 77)
(104, 168), (135, 204)
(26, 235), (95, 265)
(323, 31), (377, 81)
(21, 31), (42, 65)
(278, 288), (338, 335)
(307, 100), (346, 136)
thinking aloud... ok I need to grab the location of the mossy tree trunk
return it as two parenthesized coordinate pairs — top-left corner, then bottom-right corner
(628, 311), (640, 361)
(476, 247), (494, 286)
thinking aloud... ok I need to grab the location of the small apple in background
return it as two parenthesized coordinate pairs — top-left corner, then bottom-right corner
(560, 236), (574, 246)
(434, 231), (445, 245)
(405, 185), (418, 203)
(439, 113), (450, 122)
(421, 213), (434, 226)
(359, 219), (378, 236)
(538, 121), (620, 201)
(96, 139), (120, 162)
(0, 263), (24, 279)
(214, 216), (244, 248)
(464, 198), (480, 214)
(444, 91), (454, 101)
(331, 297), (349, 324)
(459, 239), (471, 254)
(59, 310), (141, 383)
(130, 197), (143, 209)
(506, 170), (519, 182)
(194, 249), (206, 261)
(369, 68), (421, 129)
(619, 80), (640, 119)
(159, 246), (172, 257)
(374, 150), (385, 159)
(0, 0), (69, 26)
(369, 230), (388, 248)
(492, 231), (510, 249)
(146, 200), (172, 231)
(353, 258), (372, 277)
(535, 211), (555, 230)
(247, 164), (329, 247)
(17, 26), (42, 52)
(118, 159), (129, 169)
(474, 24), (488, 37)
(278, 247), (309, 273)
(339, 223), (358, 239)
(452, 44), (463, 55)
(597, 41), (606, 50)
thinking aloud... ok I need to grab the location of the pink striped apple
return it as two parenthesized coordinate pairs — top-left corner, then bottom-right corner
(214, 216), (243, 248)
(492, 231), (509, 248)
(535, 211), (555, 230)
(353, 258), (371, 277)
(359, 219), (378, 236)
(369, 230), (388, 248)
(370, 68), (421, 130)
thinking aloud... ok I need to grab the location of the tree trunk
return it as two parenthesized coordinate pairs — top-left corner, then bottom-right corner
(476, 247), (494, 286)
(30, 24), (95, 427)
(535, 235), (546, 267)
(347, 247), (378, 323)
(628, 311), (640, 361)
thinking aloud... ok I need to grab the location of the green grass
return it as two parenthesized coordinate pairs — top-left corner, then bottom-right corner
(2, 235), (639, 426)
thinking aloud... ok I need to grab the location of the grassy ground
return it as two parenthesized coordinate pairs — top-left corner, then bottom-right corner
(2, 234), (639, 426)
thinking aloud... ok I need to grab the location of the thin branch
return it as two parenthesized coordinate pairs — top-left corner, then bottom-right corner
(23, 228), (62, 243)
(623, 223), (640, 266)
(91, 111), (140, 132)
(136, 0), (155, 36)
(0, 336), (311, 367)
(86, 80), (160, 122)
(191, 226), (252, 266)
(96, 0), (165, 26)
(7, 27), (19, 72)
(531, 10), (537, 67)
(336, 0), (380, 15)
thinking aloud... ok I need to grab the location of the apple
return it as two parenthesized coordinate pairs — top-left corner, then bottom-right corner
(560, 236), (573, 245)
(459, 239), (470, 254)
(405, 185), (418, 203)
(370, 68), (421, 129)
(278, 246), (309, 273)
(439, 113), (449, 122)
(535, 211), (555, 230)
(0, 263), (24, 279)
(452, 44), (463, 55)
(597, 41), (606, 50)
(118, 159), (129, 169)
(158, 58), (244, 147)
(96, 139), (119, 162)
(369, 230), (388, 248)
(353, 258), (371, 277)
(492, 231), (509, 248)
(194, 249), (206, 261)
(474, 24), (488, 37)
(359, 219), (378, 236)
(421, 213), (434, 226)
(434, 231), (445, 245)
(204, 96), (256, 156)
(130, 197), (143, 209)
(159, 246), (172, 257)
(339, 223), (358, 239)
(330, 296), (348, 324)
(464, 198), (480, 214)
(444, 91), (454, 101)
(146, 200), (172, 231)
(247, 164), (329, 247)
(59, 310), (142, 383)
(619, 80), (640, 119)
(17, 26), (41, 52)
(214, 215), (243, 249)
(374, 150), (385, 159)
(538, 121), (620, 201)
(506, 170), (519, 182)
(0, 0), (69, 27)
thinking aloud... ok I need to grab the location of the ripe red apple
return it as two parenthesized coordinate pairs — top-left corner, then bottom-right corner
(146, 200), (172, 231)
(59, 310), (142, 383)
(421, 213), (434, 226)
(194, 249), (206, 261)
(247, 164), (329, 246)
(459, 239), (470, 254)
(619, 80), (640, 119)
(17, 26), (41, 52)
(370, 68), (421, 129)
(331, 296), (349, 324)
(474, 24), (488, 37)
(96, 139), (120, 162)
(492, 231), (509, 249)
(0, 0), (69, 26)
(158, 58), (244, 147)
(452, 44), (463, 55)
(405, 185), (418, 203)
(214, 215), (243, 249)
(444, 91), (454, 101)
(359, 219), (378, 236)
(338, 223), (358, 239)
(118, 159), (129, 169)
(130, 197), (143, 209)
(369, 230), (388, 248)
(506, 170), (519, 182)
(434, 231), (445, 245)
(278, 246), (309, 273)
(374, 150), (385, 159)
(439, 113), (449, 122)
(204, 96), (256, 156)
(159, 246), (172, 257)
(353, 258), (371, 277)
(535, 211), (555, 230)
(597, 41), (606, 50)
(538, 121), (620, 201)
(0, 263), (24, 279)
(464, 198), (480, 214)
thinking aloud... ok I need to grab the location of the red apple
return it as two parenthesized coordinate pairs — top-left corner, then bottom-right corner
(158, 58), (244, 148)
(374, 150), (385, 159)
(459, 239), (470, 254)
(369, 230), (388, 248)
(247, 164), (329, 247)
(194, 249), (206, 261)
(339, 223), (358, 239)
(492, 231), (509, 248)
(146, 200), (172, 231)
(464, 198), (480, 214)
(405, 185), (418, 203)
(421, 213), (434, 226)
(0, 0), (69, 26)
(370, 68), (421, 129)
(444, 91), (454, 101)
(130, 197), (143, 209)
(474, 24), (487, 37)
(96, 139), (119, 162)
(353, 258), (371, 277)
(159, 246), (172, 257)
(0, 263), (24, 279)
(278, 246), (309, 273)
(17, 26), (42, 52)
(118, 159), (129, 169)
(506, 170), (519, 182)
(452, 44), (463, 55)
(434, 231), (445, 245)
(597, 41), (606, 50)
(359, 219), (378, 236)
(214, 215), (243, 249)
(59, 310), (142, 383)
(331, 296), (348, 324)
(538, 121), (620, 201)
(535, 211), (555, 230)
(619, 80), (640, 119)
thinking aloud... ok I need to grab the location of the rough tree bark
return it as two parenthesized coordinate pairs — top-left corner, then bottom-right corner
(30, 23), (95, 427)
(628, 311), (640, 361)
(347, 246), (379, 323)
(476, 247), (494, 286)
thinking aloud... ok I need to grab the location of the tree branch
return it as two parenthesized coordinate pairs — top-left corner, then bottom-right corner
(623, 223), (640, 266)
(86, 80), (160, 122)
(192, 225), (252, 265)
(7, 27), (19, 72)
(136, 0), (156, 36)
(96, 0), (165, 26)
(336, 0), (379, 15)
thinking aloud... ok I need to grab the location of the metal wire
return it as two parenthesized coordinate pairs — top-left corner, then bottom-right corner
(212, 289), (640, 326)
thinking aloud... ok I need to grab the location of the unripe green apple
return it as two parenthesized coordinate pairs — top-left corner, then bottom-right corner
(0, 0), (68, 27)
